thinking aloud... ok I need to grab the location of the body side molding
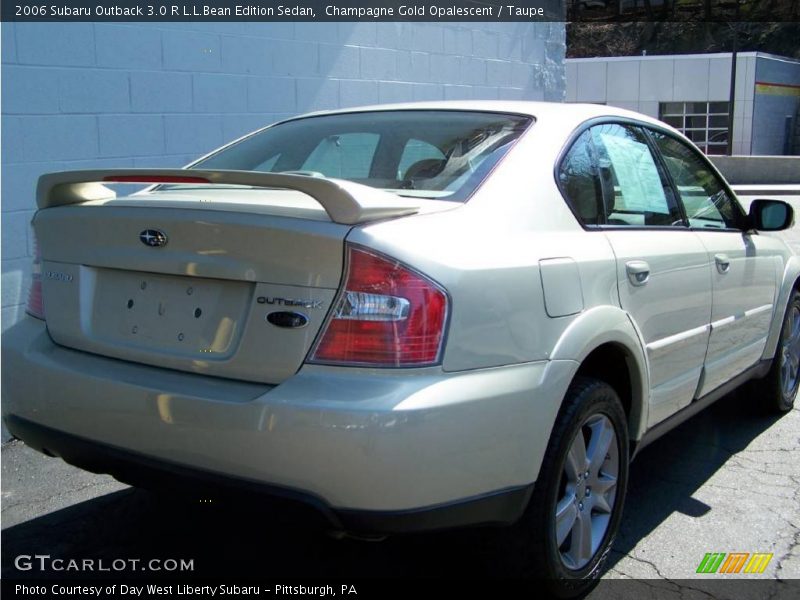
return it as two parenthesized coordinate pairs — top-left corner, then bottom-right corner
(632, 359), (772, 459)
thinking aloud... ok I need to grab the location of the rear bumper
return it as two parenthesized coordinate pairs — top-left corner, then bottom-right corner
(5, 415), (533, 534)
(2, 317), (575, 533)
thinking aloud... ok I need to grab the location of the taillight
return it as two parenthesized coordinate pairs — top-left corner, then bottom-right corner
(309, 246), (448, 367)
(26, 233), (45, 320)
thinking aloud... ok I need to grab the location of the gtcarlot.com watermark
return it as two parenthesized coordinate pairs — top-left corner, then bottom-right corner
(14, 554), (194, 573)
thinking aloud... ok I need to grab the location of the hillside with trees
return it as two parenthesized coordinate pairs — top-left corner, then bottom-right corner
(567, 1), (800, 59)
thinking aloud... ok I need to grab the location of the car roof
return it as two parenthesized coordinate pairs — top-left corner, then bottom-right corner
(287, 101), (674, 135)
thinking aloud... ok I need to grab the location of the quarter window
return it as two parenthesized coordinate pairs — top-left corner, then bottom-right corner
(649, 130), (743, 230)
(558, 130), (603, 226)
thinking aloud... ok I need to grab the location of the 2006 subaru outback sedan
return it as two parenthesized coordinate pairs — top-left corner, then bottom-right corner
(4, 102), (799, 595)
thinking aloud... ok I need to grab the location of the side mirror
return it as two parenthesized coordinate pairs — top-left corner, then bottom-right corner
(749, 199), (794, 231)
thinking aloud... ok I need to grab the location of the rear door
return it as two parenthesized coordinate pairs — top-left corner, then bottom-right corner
(584, 123), (713, 425)
(648, 130), (781, 396)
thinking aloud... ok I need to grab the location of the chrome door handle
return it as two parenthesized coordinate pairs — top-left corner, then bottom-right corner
(626, 260), (650, 286)
(715, 254), (731, 274)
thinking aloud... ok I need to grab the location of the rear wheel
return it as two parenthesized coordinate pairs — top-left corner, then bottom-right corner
(762, 289), (800, 413)
(512, 377), (629, 597)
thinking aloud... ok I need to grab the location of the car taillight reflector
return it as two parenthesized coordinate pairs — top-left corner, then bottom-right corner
(26, 234), (45, 320)
(309, 246), (448, 367)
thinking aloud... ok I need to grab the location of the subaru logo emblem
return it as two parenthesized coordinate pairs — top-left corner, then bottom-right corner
(140, 229), (168, 248)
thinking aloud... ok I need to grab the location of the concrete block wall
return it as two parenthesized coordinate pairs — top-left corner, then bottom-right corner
(1, 21), (565, 331)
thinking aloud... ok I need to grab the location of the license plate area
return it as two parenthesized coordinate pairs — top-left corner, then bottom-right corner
(89, 268), (253, 359)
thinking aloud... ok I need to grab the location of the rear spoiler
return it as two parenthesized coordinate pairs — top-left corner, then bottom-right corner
(36, 169), (422, 225)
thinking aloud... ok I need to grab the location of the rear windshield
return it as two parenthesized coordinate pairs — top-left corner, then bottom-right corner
(188, 110), (532, 202)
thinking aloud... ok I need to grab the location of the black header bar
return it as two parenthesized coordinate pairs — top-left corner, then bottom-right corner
(4, 0), (797, 23)
(3, 0), (564, 22)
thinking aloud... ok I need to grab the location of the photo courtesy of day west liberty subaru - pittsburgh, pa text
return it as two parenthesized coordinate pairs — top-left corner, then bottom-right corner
(15, 583), (355, 596)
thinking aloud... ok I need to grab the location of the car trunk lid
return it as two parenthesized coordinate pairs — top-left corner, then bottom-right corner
(33, 170), (454, 384)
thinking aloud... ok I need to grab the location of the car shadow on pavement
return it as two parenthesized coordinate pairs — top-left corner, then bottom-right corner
(605, 387), (786, 573)
(0, 388), (785, 580)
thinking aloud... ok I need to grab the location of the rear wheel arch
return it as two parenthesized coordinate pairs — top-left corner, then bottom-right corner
(571, 342), (645, 447)
(550, 306), (650, 442)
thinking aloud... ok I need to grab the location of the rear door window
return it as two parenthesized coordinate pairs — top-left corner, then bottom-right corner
(589, 123), (684, 227)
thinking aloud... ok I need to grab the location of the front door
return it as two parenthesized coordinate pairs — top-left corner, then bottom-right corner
(648, 130), (780, 396)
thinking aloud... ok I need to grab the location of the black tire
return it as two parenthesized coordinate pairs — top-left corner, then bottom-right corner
(510, 377), (629, 598)
(761, 289), (800, 413)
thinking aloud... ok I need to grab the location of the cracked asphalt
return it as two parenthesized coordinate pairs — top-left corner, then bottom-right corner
(2, 386), (799, 596)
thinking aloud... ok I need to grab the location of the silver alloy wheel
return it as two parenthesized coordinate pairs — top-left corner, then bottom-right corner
(780, 305), (800, 398)
(555, 413), (619, 570)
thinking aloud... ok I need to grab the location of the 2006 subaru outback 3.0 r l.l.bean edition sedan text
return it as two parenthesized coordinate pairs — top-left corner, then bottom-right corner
(3, 102), (799, 596)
